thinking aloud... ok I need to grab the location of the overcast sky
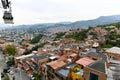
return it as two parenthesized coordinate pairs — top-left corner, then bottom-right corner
(0, 0), (120, 25)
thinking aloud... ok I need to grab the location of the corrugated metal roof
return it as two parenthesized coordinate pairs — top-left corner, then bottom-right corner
(15, 53), (34, 59)
(57, 62), (76, 77)
(88, 60), (105, 73)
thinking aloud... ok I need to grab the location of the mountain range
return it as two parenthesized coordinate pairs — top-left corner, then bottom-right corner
(1, 14), (120, 30)
(68, 15), (120, 28)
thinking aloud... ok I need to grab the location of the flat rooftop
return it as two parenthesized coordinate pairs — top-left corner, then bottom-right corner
(57, 62), (76, 77)
(106, 47), (120, 55)
(76, 57), (95, 67)
(48, 60), (67, 70)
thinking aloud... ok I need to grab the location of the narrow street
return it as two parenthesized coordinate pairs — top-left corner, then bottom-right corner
(0, 51), (30, 80)
(7, 67), (30, 80)
(14, 68), (30, 80)
(0, 51), (5, 80)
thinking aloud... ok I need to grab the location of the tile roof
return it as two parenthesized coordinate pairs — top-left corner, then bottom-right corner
(30, 53), (51, 63)
(70, 53), (77, 57)
(18, 63), (22, 67)
(76, 57), (94, 67)
(48, 60), (67, 69)
(23, 65), (30, 71)
(38, 58), (49, 63)
(27, 70), (33, 75)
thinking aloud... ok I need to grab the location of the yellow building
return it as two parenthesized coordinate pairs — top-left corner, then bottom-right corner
(67, 65), (83, 80)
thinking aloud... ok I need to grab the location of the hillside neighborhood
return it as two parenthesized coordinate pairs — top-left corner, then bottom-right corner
(0, 0), (120, 80)
(0, 22), (120, 80)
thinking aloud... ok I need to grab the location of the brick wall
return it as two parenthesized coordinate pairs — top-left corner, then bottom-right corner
(106, 52), (120, 60)
(84, 67), (107, 80)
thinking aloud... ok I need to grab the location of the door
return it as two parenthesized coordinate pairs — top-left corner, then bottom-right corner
(90, 72), (98, 80)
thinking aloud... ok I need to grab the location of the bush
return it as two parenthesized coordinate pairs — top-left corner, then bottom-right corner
(7, 58), (15, 67)
(2, 74), (9, 80)
(33, 72), (41, 80)
(55, 32), (66, 38)
(66, 30), (87, 40)
(5, 45), (17, 56)
(23, 50), (31, 55)
(30, 34), (43, 44)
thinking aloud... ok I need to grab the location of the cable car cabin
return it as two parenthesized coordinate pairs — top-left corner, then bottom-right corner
(1, 0), (14, 24)
(3, 11), (14, 24)
(1, 0), (10, 9)
(1, 0), (7, 9)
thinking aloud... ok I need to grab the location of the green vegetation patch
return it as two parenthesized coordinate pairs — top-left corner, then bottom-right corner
(23, 43), (46, 55)
(2, 74), (9, 80)
(55, 32), (66, 38)
(66, 30), (87, 41)
(5, 44), (17, 56)
(30, 34), (43, 44)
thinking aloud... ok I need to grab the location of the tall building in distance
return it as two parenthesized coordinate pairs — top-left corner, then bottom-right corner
(24, 34), (33, 41)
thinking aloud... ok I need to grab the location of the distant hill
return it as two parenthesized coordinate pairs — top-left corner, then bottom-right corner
(9, 14), (120, 32)
(0, 23), (11, 29)
(68, 14), (120, 29)
(57, 21), (72, 25)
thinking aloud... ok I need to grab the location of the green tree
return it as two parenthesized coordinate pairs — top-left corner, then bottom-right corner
(66, 30), (87, 41)
(2, 75), (9, 80)
(33, 72), (41, 80)
(7, 57), (15, 67)
(101, 44), (112, 48)
(32, 43), (46, 51)
(23, 43), (46, 55)
(23, 50), (31, 55)
(30, 34), (43, 44)
(55, 32), (66, 38)
(116, 22), (120, 28)
(5, 44), (17, 56)
(88, 26), (94, 30)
